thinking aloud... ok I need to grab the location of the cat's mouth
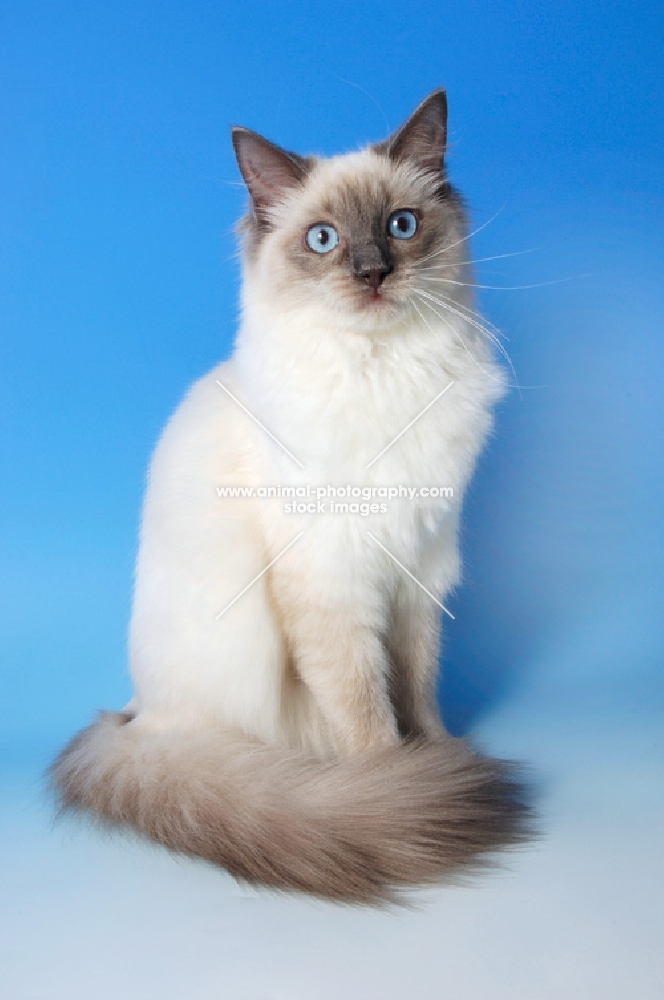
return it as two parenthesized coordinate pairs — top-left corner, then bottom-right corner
(361, 282), (395, 308)
(352, 283), (408, 320)
(341, 277), (409, 324)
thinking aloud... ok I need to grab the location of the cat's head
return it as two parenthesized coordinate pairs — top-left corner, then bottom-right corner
(232, 90), (468, 333)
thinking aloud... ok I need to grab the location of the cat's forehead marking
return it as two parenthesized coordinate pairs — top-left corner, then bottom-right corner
(302, 151), (435, 221)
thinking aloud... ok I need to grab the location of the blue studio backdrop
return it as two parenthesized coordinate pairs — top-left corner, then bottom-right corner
(1, 0), (663, 750)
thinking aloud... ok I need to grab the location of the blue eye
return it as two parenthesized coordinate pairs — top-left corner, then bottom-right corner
(306, 224), (339, 253)
(388, 210), (418, 240)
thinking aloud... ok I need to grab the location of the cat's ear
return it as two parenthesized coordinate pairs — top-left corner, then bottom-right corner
(380, 90), (448, 175)
(231, 127), (309, 219)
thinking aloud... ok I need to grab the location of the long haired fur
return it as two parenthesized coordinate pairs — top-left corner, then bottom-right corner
(52, 712), (530, 904)
(51, 90), (534, 903)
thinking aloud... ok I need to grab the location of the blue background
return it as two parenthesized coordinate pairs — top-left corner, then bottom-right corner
(1, 0), (663, 744)
(2, 4), (663, 998)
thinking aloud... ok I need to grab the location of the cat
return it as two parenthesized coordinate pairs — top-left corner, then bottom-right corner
(51, 90), (531, 903)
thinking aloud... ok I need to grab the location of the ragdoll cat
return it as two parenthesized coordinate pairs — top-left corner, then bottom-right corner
(52, 90), (530, 903)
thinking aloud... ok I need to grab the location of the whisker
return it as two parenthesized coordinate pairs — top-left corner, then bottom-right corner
(409, 293), (438, 334)
(417, 288), (508, 355)
(420, 275), (581, 291)
(416, 248), (539, 272)
(415, 202), (508, 265)
(416, 289), (519, 388)
(416, 284), (507, 342)
(411, 292), (509, 388)
(338, 77), (391, 135)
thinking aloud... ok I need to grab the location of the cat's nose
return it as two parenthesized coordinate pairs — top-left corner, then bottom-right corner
(362, 267), (391, 292)
(353, 249), (393, 290)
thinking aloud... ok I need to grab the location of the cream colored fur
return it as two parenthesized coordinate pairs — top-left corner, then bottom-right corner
(127, 150), (503, 753)
(52, 92), (530, 902)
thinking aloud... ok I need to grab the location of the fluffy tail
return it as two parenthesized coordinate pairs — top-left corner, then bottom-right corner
(51, 712), (532, 903)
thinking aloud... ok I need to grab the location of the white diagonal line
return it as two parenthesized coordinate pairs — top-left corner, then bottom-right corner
(216, 380), (305, 469)
(365, 380), (455, 469)
(215, 532), (304, 619)
(366, 532), (455, 619)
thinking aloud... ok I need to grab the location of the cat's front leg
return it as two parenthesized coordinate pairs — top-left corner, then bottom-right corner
(387, 582), (446, 740)
(386, 518), (460, 740)
(275, 591), (399, 756)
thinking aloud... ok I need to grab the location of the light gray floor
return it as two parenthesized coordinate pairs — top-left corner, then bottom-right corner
(2, 680), (662, 1000)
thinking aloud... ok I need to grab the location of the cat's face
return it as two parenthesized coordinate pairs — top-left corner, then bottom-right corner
(233, 90), (467, 332)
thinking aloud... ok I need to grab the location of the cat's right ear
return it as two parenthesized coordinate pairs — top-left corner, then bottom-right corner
(231, 128), (309, 221)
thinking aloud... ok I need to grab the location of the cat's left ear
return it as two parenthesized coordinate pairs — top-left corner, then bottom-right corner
(231, 127), (309, 220)
(380, 90), (448, 176)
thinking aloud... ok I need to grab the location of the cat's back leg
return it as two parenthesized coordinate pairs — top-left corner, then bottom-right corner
(127, 362), (288, 745)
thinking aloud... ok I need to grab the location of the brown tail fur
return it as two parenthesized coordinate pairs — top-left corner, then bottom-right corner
(50, 711), (533, 904)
